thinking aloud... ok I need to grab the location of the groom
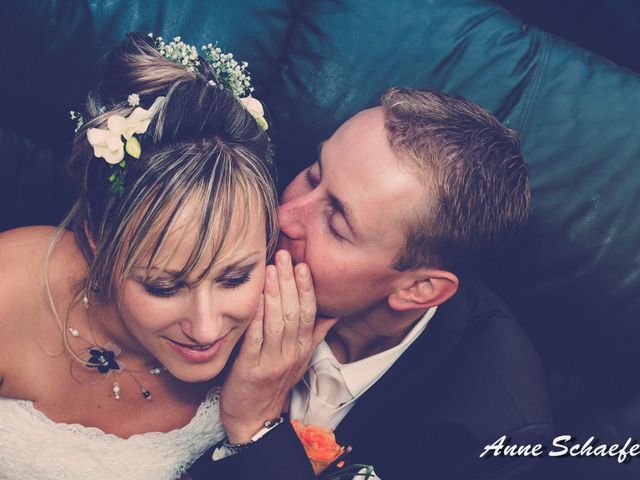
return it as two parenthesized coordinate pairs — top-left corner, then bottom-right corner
(189, 88), (553, 479)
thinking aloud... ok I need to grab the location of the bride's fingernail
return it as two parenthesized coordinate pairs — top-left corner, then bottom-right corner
(297, 264), (309, 277)
(278, 250), (290, 266)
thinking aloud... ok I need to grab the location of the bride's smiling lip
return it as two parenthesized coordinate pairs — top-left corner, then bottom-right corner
(164, 334), (228, 363)
(169, 339), (214, 348)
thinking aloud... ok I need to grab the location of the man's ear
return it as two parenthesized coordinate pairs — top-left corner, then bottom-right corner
(84, 221), (97, 254)
(388, 269), (459, 312)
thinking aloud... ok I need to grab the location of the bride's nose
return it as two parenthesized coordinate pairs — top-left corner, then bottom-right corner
(180, 289), (223, 344)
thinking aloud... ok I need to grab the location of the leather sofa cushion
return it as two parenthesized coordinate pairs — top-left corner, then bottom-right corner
(264, 0), (640, 373)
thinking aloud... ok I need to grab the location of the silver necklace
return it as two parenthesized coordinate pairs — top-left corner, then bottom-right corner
(68, 295), (167, 401)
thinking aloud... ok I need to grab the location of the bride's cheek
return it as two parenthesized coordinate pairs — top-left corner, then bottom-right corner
(226, 275), (265, 325)
(118, 285), (183, 330)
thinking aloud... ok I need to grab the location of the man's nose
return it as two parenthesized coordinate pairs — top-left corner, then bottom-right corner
(278, 194), (311, 240)
(181, 289), (223, 344)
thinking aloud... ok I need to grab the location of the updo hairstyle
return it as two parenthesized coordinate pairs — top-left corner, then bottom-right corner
(47, 32), (278, 322)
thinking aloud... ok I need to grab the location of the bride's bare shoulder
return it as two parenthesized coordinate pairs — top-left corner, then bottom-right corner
(2, 225), (67, 277)
(0, 226), (86, 394)
(0, 225), (58, 245)
(1, 226), (82, 333)
(1, 225), (51, 280)
(1, 224), (86, 299)
(0, 225), (63, 251)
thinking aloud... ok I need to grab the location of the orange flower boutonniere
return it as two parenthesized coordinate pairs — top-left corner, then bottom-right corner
(292, 419), (346, 475)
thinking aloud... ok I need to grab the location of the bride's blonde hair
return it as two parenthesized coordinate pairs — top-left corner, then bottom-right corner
(44, 33), (278, 363)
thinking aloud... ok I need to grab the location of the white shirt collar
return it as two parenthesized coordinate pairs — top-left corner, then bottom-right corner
(309, 306), (438, 399)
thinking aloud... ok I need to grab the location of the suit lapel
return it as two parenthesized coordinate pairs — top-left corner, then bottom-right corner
(334, 280), (472, 443)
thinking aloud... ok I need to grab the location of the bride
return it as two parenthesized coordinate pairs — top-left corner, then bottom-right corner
(0, 33), (329, 479)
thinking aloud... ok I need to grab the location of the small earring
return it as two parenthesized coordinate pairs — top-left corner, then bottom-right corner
(82, 295), (89, 309)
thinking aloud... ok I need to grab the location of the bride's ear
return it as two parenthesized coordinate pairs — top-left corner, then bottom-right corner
(388, 269), (458, 312)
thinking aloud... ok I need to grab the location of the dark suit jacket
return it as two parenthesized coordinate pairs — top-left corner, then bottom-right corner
(189, 279), (554, 479)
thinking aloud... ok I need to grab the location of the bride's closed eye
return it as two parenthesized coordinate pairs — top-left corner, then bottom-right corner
(217, 273), (252, 289)
(142, 273), (252, 297)
(214, 260), (260, 289)
(143, 282), (186, 298)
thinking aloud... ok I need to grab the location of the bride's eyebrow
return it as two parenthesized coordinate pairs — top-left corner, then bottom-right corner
(215, 252), (262, 278)
(133, 251), (262, 278)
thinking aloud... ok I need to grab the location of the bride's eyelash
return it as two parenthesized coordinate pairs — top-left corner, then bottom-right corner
(142, 269), (253, 297)
(144, 283), (184, 298)
(218, 273), (252, 288)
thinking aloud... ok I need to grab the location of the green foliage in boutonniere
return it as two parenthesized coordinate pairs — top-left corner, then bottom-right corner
(322, 463), (379, 479)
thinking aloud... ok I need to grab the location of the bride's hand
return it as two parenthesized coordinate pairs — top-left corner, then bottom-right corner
(219, 250), (337, 443)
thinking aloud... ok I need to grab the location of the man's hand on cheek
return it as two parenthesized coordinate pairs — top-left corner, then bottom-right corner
(219, 250), (338, 443)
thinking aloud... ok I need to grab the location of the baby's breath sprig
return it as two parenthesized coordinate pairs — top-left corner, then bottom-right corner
(150, 34), (200, 72)
(127, 93), (140, 107)
(70, 110), (84, 132)
(201, 43), (254, 98)
(148, 34), (254, 97)
(148, 33), (265, 129)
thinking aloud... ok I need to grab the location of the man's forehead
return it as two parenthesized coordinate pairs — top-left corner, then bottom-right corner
(321, 107), (424, 244)
(323, 107), (386, 166)
(329, 107), (386, 150)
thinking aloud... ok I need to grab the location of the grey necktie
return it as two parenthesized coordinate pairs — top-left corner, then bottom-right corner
(303, 357), (353, 427)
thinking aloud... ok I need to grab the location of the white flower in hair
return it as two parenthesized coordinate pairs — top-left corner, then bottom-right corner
(119, 96), (165, 139)
(240, 95), (268, 130)
(127, 93), (140, 107)
(87, 96), (165, 165)
(87, 125), (125, 165)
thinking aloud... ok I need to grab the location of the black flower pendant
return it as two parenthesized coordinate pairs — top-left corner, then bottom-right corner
(87, 347), (121, 374)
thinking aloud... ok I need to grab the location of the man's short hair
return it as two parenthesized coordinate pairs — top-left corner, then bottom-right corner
(381, 87), (530, 274)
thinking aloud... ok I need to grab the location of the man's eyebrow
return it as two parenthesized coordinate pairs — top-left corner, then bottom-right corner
(316, 142), (359, 238)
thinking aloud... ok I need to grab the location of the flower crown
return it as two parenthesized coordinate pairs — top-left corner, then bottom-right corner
(73, 34), (268, 196)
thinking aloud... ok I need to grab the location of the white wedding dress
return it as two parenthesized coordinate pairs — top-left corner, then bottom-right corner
(0, 388), (224, 479)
